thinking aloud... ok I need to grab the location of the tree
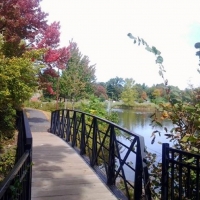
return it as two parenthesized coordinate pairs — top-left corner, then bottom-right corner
(128, 32), (200, 198)
(151, 88), (163, 104)
(141, 91), (148, 101)
(39, 68), (58, 100)
(0, 1), (70, 94)
(37, 22), (70, 94)
(94, 83), (108, 101)
(0, 0), (70, 182)
(106, 77), (124, 101)
(0, 0), (48, 57)
(0, 0), (71, 135)
(135, 83), (149, 102)
(120, 78), (138, 106)
(60, 41), (96, 103)
(0, 35), (44, 138)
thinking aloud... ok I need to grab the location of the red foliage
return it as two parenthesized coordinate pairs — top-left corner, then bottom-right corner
(43, 68), (59, 78)
(0, 0), (48, 44)
(94, 84), (108, 99)
(36, 22), (60, 49)
(46, 85), (56, 95)
(0, 0), (71, 94)
(44, 46), (70, 69)
(37, 22), (71, 93)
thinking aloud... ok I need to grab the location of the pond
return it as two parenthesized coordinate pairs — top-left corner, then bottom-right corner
(112, 108), (174, 182)
(113, 108), (173, 156)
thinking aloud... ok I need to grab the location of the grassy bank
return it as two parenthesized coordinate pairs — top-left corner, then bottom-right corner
(24, 100), (157, 116)
(111, 101), (156, 111)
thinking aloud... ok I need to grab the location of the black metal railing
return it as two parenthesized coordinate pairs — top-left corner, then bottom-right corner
(0, 110), (32, 200)
(50, 109), (151, 200)
(162, 143), (200, 200)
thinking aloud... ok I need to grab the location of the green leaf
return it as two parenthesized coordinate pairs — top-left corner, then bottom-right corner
(156, 56), (163, 64)
(152, 46), (158, 55)
(156, 50), (161, 55)
(145, 46), (152, 52)
(192, 147), (198, 152)
(127, 33), (136, 40)
(141, 38), (145, 45)
(181, 135), (189, 142)
(188, 136), (198, 143)
(185, 157), (195, 163)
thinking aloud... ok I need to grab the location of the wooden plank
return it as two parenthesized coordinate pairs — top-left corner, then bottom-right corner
(32, 132), (117, 200)
(32, 176), (104, 187)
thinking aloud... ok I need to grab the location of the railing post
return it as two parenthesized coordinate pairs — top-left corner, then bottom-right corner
(139, 136), (151, 200)
(16, 111), (23, 160)
(161, 143), (169, 200)
(26, 150), (32, 200)
(72, 111), (77, 147)
(107, 125), (115, 185)
(53, 111), (59, 134)
(57, 110), (61, 136)
(0, 110), (33, 199)
(60, 109), (65, 138)
(80, 113), (86, 155)
(91, 117), (98, 167)
(66, 110), (71, 142)
(134, 138), (143, 200)
(23, 110), (33, 200)
(50, 111), (53, 132)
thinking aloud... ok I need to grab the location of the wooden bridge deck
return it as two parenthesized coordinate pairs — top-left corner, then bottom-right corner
(31, 132), (117, 200)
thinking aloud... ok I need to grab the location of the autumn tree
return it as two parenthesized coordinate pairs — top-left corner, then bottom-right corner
(0, 0), (70, 94)
(141, 91), (148, 101)
(135, 83), (149, 102)
(0, 0), (71, 135)
(0, 0), (48, 57)
(120, 78), (138, 106)
(106, 77), (124, 101)
(0, 0), (72, 182)
(94, 83), (108, 101)
(60, 41), (96, 103)
(39, 68), (58, 100)
(36, 21), (70, 95)
(0, 35), (44, 138)
(128, 32), (200, 198)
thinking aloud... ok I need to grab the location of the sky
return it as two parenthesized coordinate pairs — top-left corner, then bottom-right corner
(40, 0), (200, 89)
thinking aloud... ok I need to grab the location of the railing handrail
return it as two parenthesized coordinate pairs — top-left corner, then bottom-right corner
(52, 109), (145, 139)
(23, 110), (32, 150)
(0, 110), (32, 200)
(162, 143), (200, 199)
(166, 144), (200, 158)
(0, 151), (29, 198)
(50, 109), (151, 200)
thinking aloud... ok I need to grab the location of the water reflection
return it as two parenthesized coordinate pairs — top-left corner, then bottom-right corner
(113, 108), (173, 158)
(117, 110), (152, 130)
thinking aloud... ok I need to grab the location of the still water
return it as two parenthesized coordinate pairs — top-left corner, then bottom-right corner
(112, 109), (173, 181)
(114, 108), (173, 159)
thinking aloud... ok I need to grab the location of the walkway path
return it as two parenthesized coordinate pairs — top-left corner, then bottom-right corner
(26, 109), (117, 200)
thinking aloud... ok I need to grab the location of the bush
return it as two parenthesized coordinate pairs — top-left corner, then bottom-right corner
(24, 101), (64, 112)
(0, 104), (16, 140)
(0, 147), (16, 182)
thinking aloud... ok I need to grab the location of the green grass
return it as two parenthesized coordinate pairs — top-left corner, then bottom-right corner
(112, 101), (156, 111)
